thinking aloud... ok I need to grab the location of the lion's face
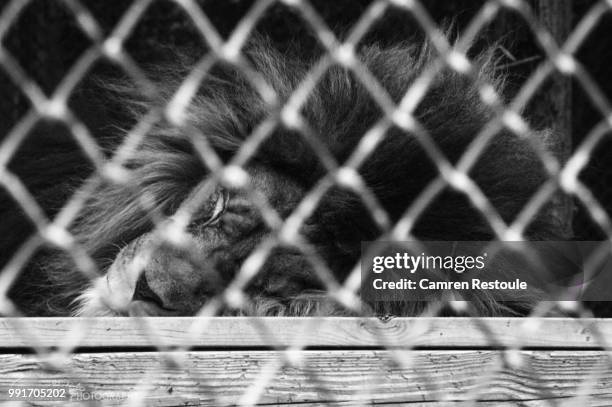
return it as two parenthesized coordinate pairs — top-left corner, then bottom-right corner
(75, 165), (319, 316)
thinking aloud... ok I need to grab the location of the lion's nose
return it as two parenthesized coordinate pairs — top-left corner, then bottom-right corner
(128, 245), (221, 316)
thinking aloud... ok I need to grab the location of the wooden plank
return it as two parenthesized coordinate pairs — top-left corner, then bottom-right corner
(0, 350), (611, 406)
(0, 317), (608, 349)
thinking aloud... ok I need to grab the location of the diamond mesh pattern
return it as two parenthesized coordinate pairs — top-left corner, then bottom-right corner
(1, 0), (612, 405)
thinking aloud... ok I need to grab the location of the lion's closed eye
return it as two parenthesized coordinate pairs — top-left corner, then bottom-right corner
(190, 188), (229, 228)
(206, 189), (229, 225)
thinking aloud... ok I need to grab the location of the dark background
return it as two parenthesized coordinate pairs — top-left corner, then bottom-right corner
(0, 0), (610, 248)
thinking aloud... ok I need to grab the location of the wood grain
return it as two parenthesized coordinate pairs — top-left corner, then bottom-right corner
(1, 350), (611, 406)
(0, 317), (608, 349)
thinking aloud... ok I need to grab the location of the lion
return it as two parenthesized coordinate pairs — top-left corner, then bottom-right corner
(3, 38), (564, 316)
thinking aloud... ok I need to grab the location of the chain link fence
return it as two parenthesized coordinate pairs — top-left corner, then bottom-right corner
(1, 0), (612, 405)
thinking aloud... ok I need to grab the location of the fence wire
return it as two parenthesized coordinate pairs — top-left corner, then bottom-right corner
(1, 0), (612, 405)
